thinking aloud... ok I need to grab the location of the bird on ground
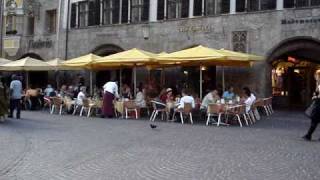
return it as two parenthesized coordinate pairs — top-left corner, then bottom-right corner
(150, 124), (157, 129)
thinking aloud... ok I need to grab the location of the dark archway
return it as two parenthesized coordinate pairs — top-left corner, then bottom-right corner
(91, 44), (124, 56)
(19, 53), (48, 88)
(91, 44), (127, 87)
(267, 37), (320, 108)
(19, 53), (43, 60)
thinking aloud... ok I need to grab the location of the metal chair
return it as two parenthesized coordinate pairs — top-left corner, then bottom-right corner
(149, 100), (167, 122)
(175, 103), (193, 124)
(206, 103), (222, 126)
(50, 97), (64, 115)
(124, 100), (138, 119)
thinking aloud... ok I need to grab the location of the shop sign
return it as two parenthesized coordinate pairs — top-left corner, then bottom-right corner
(178, 25), (214, 33)
(29, 39), (53, 49)
(281, 17), (320, 25)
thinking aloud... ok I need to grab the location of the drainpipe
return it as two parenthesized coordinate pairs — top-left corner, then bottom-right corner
(0, 0), (4, 58)
(65, 0), (70, 60)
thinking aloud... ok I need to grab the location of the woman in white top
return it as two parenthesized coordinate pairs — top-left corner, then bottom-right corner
(76, 86), (87, 105)
(135, 87), (146, 108)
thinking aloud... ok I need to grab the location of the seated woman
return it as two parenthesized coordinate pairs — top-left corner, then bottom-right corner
(122, 84), (132, 100)
(242, 87), (256, 113)
(135, 87), (146, 108)
(76, 86), (87, 106)
(58, 85), (67, 98)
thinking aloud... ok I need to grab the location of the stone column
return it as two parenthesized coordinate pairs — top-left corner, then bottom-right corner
(119, 0), (122, 24)
(189, 0), (194, 18)
(201, 0), (205, 16)
(100, 0), (103, 25)
(128, 0), (131, 23)
(276, 0), (284, 10)
(149, 0), (158, 22)
(230, 0), (236, 14)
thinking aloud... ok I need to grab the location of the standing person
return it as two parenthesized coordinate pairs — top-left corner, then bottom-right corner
(102, 79), (119, 118)
(0, 76), (8, 122)
(9, 75), (22, 119)
(303, 87), (320, 141)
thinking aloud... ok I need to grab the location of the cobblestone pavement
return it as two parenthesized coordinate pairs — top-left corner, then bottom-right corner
(0, 110), (319, 180)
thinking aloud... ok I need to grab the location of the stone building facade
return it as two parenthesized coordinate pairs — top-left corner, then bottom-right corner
(3, 0), (320, 107)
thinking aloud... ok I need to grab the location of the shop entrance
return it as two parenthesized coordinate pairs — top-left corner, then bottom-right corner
(268, 37), (320, 108)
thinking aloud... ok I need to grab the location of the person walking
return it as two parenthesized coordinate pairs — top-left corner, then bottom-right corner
(0, 76), (8, 122)
(102, 78), (119, 118)
(9, 75), (22, 119)
(303, 89), (320, 141)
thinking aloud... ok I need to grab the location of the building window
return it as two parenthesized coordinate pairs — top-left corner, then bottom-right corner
(167, 0), (189, 19)
(311, 0), (320, 6)
(71, 3), (78, 28)
(122, 0), (129, 23)
(220, 0), (230, 13)
(247, 0), (259, 11)
(27, 17), (35, 35)
(103, 0), (120, 24)
(205, 0), (216, 15)
(237, 0), (276, 12)
(88, 0), (100, 26)
(131, 0), (149, 23)
(232, 31), (247, 53)
(78, 1), (88, 27)
(284, 0), (295, 8)
(46, 10), (57, 33)
(157, 0), (165, 20)
(5, 15), (16, 33)
(261, 0), (276, 10)
(194, 0), (203, 16)
(236, 0), (246, 12)
(296, 0), (309, 7)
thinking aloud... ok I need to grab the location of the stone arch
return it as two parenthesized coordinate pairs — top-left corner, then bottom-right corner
(91, 44), (124, 56)
(19, 53), (43, 60)
(266, 36), (320, 64)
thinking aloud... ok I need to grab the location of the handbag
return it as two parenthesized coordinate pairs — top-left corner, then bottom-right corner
(305, 100), (315, 117)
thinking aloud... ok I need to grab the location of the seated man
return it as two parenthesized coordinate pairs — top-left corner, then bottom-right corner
(201, 89), (220, 110)
(223, 86), (235, 100)
(76, 86), (87, 106)
(177, 89), (195, 109)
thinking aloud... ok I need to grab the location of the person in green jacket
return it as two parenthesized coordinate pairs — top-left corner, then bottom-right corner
(0, 76), (8, 122)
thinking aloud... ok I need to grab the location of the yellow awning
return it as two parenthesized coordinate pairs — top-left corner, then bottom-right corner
(0, 58), (11, 65)
(94, 48), (157, 68)
(0, 57), (54, 71)
(217, 49), (264, 61)
(62, 53), (101, 69)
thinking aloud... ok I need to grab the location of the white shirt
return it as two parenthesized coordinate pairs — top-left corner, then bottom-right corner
(178, 95), (195, 109)
(44, 87), (54, 96)
(103, 82), (119, 98)
(244, 93), (256, 113)
(201, 92), (219, 109)
(76, 91), (86, 105)
(10, 80), (22, 99)
(135, 91), (146, 107)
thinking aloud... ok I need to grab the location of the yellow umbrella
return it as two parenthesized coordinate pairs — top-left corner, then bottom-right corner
(0, 58), (11, 65)
(94, 48), (157, 68)
(94, 48), (158, 95)
(217, 49), (264, 61)
(0, 57), (54, 71)
(62, 53), (101, 68)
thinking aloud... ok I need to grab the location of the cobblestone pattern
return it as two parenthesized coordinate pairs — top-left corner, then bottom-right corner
(0, 111), (319, 180)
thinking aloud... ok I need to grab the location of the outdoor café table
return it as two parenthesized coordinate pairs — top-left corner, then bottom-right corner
(211, 103), (242, 126)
